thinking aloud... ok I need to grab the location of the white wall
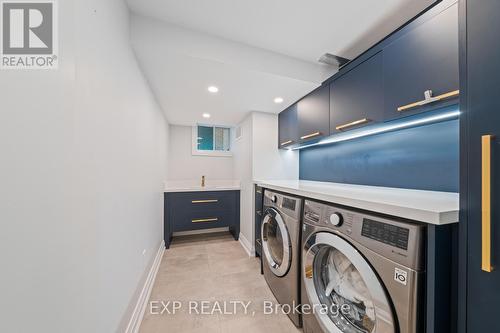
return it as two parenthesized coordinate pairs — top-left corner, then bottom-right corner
(232, 115), (254, 249)
(232, 112), (299, 253)
(252, 112), (299, 181)
(167, 125), (233, 181)
(0, 1), (169, 332)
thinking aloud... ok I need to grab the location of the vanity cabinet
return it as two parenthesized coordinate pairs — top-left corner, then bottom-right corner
(383, 2), (459, 120)
(297, 85), (330, 144)
(278, 104), (298, 148)
(164, 190), (240, 248)
(330, 52), (384, 134)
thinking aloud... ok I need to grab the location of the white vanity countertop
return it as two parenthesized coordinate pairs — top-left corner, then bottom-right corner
(254, 180), (459, 225)
(164, 180), (241, 192)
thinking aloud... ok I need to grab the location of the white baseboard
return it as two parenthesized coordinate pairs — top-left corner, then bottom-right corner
(238, 232), (255, 257)
(125, 240), (165, 333)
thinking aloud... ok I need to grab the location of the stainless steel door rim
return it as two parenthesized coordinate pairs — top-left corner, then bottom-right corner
(261, 208), (292, 277)
(303, 231), (395, 333)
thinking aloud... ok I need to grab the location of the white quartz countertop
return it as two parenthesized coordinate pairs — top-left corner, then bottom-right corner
(164, 180), (240, 192)
(254, 180), (459, 225)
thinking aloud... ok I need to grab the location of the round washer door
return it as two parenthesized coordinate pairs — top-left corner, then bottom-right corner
(303, 232), (395, 333)
(261, 208), (292, 277)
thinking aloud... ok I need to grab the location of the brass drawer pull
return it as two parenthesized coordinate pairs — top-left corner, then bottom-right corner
(397, 89), (459, 112)
(300, 131), (322, 140)
(335, 118), (371, 131)
(280, 140), (294, 146)
(482, 135), (494, 272)
(191, 199), (218, 204)
(192, 218), (218, 223)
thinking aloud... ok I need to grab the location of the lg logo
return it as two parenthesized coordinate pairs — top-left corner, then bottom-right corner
(394, 267), (408, 286)
(1, 1), (57, 69)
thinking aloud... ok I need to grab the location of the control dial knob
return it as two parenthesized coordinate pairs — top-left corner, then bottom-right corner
(329, 212), (343, 226)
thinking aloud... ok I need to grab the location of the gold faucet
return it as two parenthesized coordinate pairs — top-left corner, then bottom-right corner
(201, 175), (206, 187)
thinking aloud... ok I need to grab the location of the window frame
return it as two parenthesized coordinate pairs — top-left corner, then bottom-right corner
(191, 125), (233, 157)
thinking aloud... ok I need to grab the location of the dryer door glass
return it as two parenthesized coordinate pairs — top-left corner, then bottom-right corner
(262, 209), (291, 277)
(303, 232), (395, 333)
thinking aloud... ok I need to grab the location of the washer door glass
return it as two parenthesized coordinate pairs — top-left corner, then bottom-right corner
(303, 232), (395, 333)
(262, 208), (291, 277)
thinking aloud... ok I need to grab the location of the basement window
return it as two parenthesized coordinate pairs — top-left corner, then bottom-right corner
(192, 125), (232, 157)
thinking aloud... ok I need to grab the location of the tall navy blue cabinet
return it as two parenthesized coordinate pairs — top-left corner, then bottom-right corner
(383, 2), (459, 120)
(459, 0), (500, 332)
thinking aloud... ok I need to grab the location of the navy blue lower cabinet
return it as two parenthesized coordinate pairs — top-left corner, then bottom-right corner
(164, 190), (240, 249)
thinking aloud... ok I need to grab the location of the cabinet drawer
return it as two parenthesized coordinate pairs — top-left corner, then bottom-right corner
(169, 191), (235, 212)
(172, 211), (232, 232)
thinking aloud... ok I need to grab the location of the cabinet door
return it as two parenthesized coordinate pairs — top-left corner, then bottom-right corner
(462, 0), (500, 332)
(297, 85), (330, 143)
(278, 104), (298, 148)
(330, 52), (384, 134)
(384, 3), (459, 120)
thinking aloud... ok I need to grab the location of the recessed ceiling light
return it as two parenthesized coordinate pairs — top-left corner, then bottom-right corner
(274, 97), (284, 104)
(208, 86), (219, 93)
(202, 113), (211, 118)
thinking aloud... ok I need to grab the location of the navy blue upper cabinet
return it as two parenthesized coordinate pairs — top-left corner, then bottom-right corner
(383, 2), (459, 120)
(297, 85), (330, 143)
(278, 104), (298, 148)
(330, 52), (384, 134)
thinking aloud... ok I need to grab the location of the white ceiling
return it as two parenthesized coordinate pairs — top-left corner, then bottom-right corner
(128, 0), (435, 126)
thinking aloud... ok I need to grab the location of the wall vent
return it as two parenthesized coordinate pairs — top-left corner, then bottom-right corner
(235, 126), (242, 141)
(318, 53), (350, 68)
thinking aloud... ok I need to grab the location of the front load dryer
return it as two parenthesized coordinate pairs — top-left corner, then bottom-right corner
(301, 199), (425, 333)
(261, 189), (303, 327)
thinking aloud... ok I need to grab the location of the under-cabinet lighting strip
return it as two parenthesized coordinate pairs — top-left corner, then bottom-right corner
(291, 109), (460, 151)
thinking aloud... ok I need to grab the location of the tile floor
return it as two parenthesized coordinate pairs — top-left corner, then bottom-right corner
(139, 232), (302, 333)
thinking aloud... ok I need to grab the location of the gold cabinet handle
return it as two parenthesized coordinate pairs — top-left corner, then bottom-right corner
(335, 118), (371, 131)
(191, 199), (218, 204)
(300, 131), (322, 140)
(192, 218), (218, 223)
(397, 89), (460, 112)
(482, 135), (494, 272)
(280, 140), (294, 146)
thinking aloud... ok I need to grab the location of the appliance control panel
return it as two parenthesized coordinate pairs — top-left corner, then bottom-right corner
(263, 189), (302, 220)
(302, 199), (424, 271)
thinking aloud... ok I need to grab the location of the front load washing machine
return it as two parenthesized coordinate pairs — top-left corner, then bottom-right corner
(301, 199), (425, 333)
(261, 190), (303, 327)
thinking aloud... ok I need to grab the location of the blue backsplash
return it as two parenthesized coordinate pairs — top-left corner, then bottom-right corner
(299, 119), (459, 192)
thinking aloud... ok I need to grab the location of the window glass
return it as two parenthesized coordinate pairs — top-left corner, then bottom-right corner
(197, 126), (214, 151)
(214, 127), (231, 151)
(314, 246), (375, 333)
(196, 125), (230, 152)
